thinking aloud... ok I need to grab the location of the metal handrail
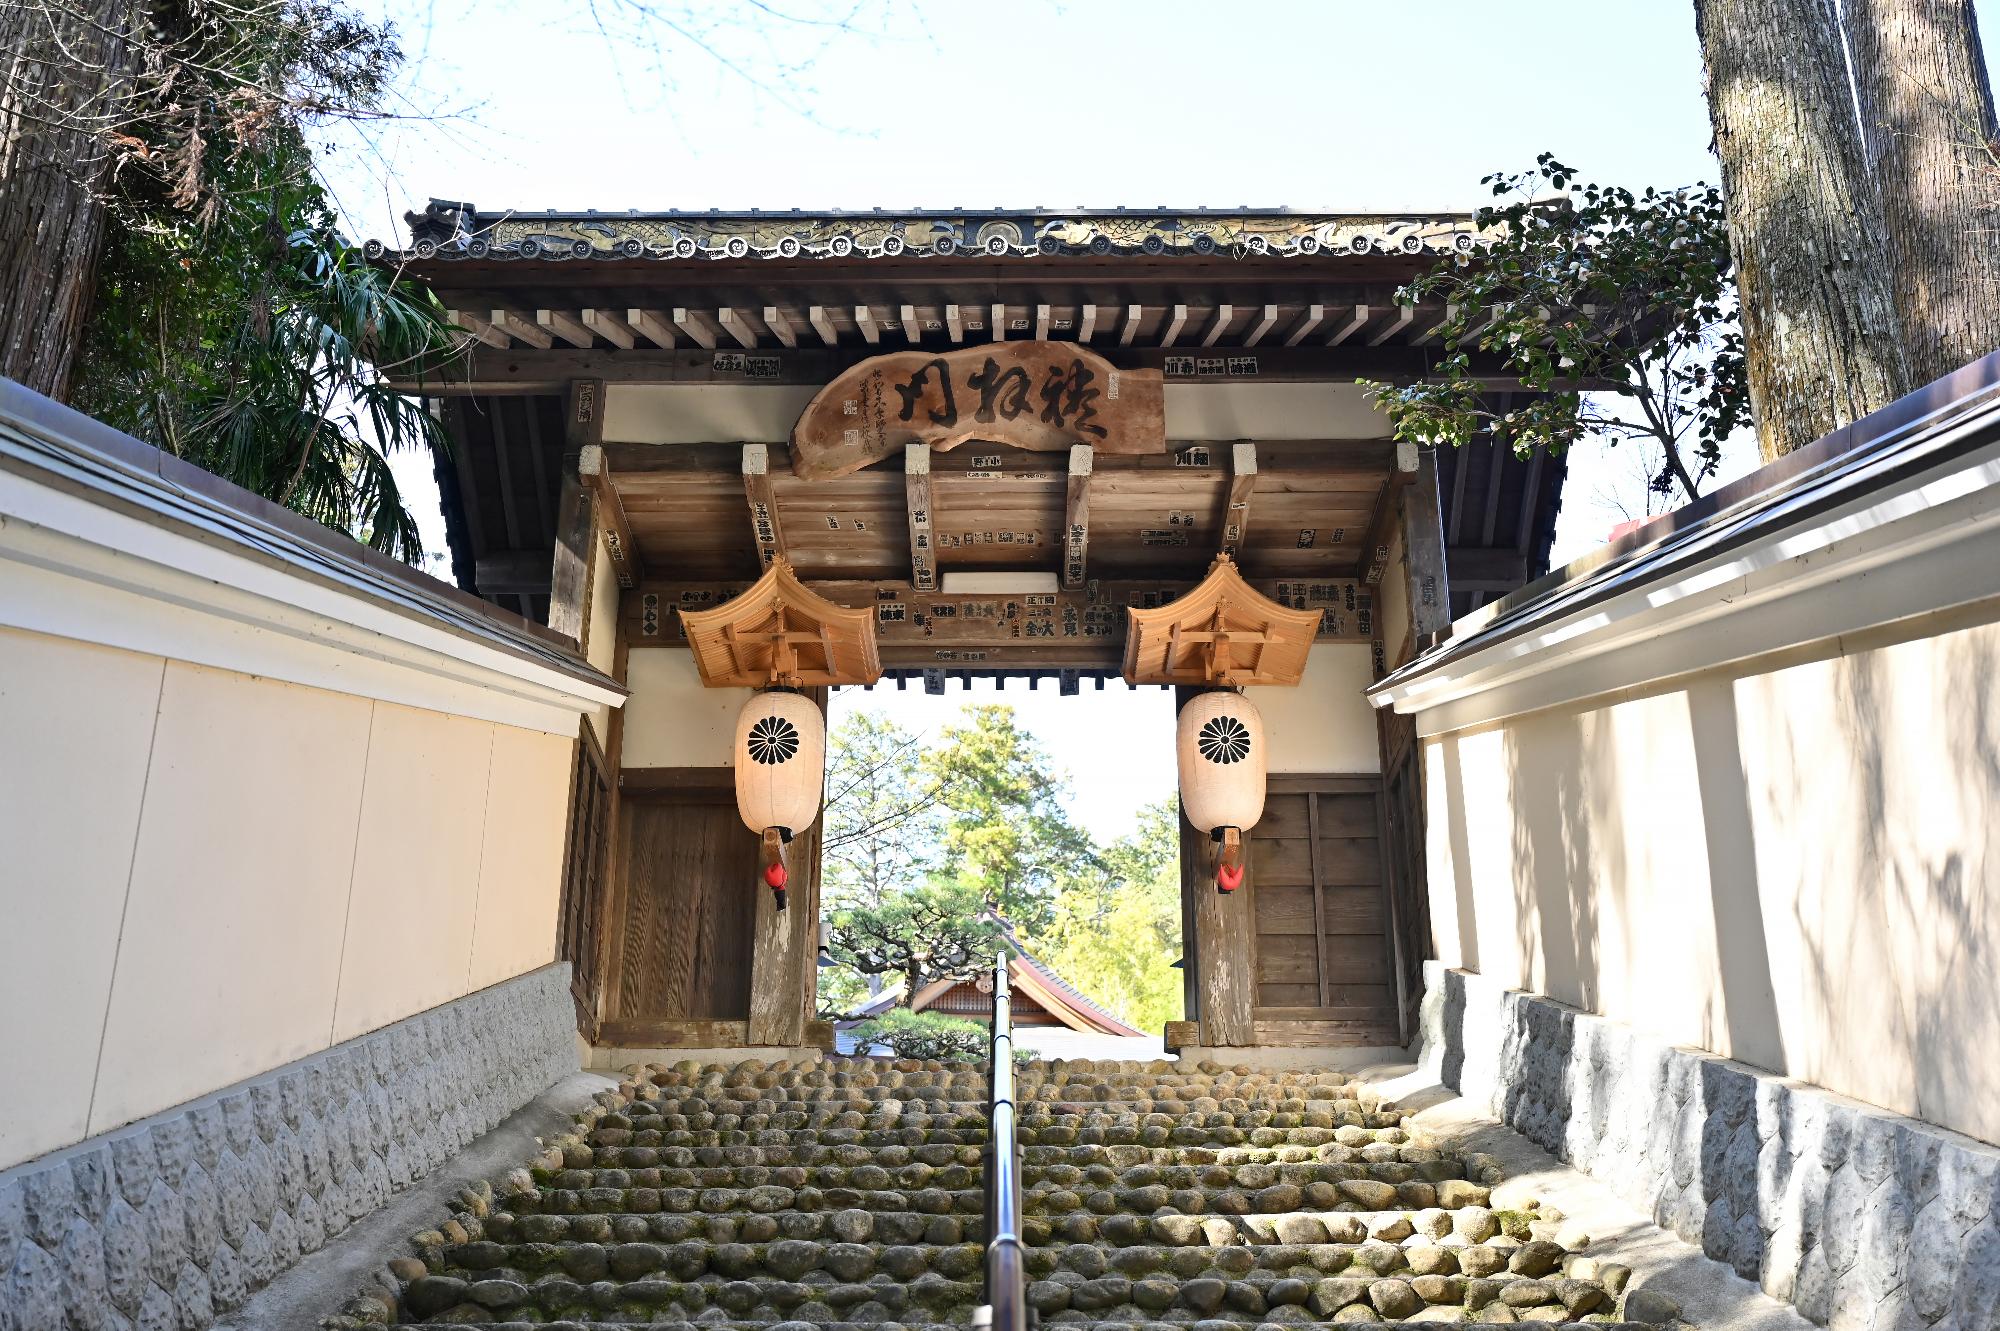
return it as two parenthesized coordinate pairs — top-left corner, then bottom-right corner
(979, 951), (1028, 1331)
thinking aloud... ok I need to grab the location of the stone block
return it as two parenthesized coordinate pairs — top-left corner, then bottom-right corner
(1951, 1215), (2000, 1330)
(1907, 1198), (1969, 1322)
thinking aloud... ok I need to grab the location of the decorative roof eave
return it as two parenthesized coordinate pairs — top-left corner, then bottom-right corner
(367, 201), (1495, 265)
(1124, 553), (1323, 687)
(677, 557), (882, 688)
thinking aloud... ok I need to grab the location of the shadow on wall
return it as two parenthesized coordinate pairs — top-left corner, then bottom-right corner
(1437, 733), (1480, 975)
(1686, 678), (1786, 1074)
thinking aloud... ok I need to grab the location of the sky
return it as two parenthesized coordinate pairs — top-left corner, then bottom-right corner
(320, 0), (2000, 844)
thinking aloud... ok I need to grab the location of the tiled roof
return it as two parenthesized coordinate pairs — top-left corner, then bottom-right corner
(369, 201), (1489, 264)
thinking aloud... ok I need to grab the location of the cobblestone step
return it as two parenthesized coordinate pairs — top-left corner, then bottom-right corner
(377, 1321), (1652, 1331)
(326, 1058), (1673, 1329)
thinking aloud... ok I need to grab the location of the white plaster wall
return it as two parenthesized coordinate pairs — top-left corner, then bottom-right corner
(621, 648), (749, 768)
(0, 627), (577, 1171)
(1421, 609), (2000, 1145)
(1245, 646), (1380, 774)
(0, 630), (166, 1169)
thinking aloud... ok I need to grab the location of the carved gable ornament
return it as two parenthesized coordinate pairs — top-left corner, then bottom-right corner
(678, 558), (883, 688)
(1123, 554), (1322, 687)
(790, 342), (1166, 480)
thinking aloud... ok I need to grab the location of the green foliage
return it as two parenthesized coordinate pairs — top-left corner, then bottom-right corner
(921, 705), (1102, 933)
(1042, 797), (1184, 1034)
(67, 2), (459, 561)
(845, 1008), (990, 1063)
(821, 711), (946, 910)
(1362, 153), (1748, 505)
(825, 878), (1005, 1002)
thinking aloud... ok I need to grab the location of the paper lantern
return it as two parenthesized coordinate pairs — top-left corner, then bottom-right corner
(734, 690), (825, 908)
(1177, 690), (1266, 893)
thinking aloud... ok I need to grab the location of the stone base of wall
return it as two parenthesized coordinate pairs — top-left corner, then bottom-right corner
(0, 963), (576, 1331)
(1415, 963), (2000, 1327)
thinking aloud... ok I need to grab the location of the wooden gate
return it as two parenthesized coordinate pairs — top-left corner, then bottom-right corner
(1179, 773), (1404, 1049)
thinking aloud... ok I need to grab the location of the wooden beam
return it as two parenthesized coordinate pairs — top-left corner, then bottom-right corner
(1221, 442), (1257, 558)
(1160, 304), (1189, 347)
(578, 443), (644, 588)
(1034, 303), (1051, 340)
(581, 308), (638, 349)
(717, 308), (759, 349)
(1199, 304), (1234, 347)
(742, 443), (787, 567)
(536, 309), (593, 349)
(1366, 305), (1415, 347)
(944, 304), (964, 343)
(853, 305), (879, 345)
(1243, 305), (1279, 347)
(671, 308), (716, 350)
(905, 443), (936, 592)
(473, 549), (552, 594)
(1457, 306), (1500, 348)
(808, 306), (839, 347)
(763, 306), (797, 348)
(900, 304), (922, 344)
(1327, 304), (1370, 346)
(489, 308), (553, 349)
(445, 310), (507, 350)
(1283, 304), (1324, 347)
(1119, 303), (1143, 347)
(1062, 445), (1093, 589)
(1403, 447), (1451, 643)
(626, 308), (676, 349)
(1412, 303), (1459, 346)
(549, 379), (603, 642)
(396, 343), (1565, 395)
(990, 302), (1005, 341)
(1078, 303), (1098, 342)
(1359, 451), (1413, 587)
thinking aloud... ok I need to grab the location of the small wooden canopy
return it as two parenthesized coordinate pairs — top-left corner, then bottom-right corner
(678, 558), (883, 687)
(1123, 554), (1322, 686)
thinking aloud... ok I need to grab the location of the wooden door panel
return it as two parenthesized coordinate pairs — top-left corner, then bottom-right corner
(1253, 883), (1385, 935)
(616, 795), (757, 1022)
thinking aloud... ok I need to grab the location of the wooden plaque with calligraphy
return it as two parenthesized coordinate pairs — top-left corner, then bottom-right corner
(790, 342), (1166, 480)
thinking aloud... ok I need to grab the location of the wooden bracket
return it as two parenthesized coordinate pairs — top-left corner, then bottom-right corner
(578, 444), (644, 588)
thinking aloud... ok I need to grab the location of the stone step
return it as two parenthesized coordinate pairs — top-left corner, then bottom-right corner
(389, 1268), (1627, 1324)
(619, 1093), (1389, 1114)
(379, 1323), (1652, 1331)
(480, 1208), (986, 1246)
(507, 1183), (986, 1217)
(593, 1120), (1407, 1144)
(529, 1157), (1466, 1193)
(426, 1234), (1608, 1288)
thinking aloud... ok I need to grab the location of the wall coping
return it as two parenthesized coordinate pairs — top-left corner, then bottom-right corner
(1367, 354), (2000, 734)
(0, 379), (625, 734)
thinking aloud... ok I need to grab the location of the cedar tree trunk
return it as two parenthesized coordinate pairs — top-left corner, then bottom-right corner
(1696, 0), (1912, 459)
(1849, 0), (2000, 384)
(0, 1), (138, 398)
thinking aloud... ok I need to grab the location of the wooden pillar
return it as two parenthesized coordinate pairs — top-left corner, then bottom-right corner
(746, 688), (826, 1046)
(1180, 688), (1253, 1047)
(1402, 447), (1451, 648)
(550, 379), (604, 642)
(1191, 832), (1254, 1047)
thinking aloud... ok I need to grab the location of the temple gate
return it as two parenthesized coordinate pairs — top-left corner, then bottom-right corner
(383, 206), (1575, 1058)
